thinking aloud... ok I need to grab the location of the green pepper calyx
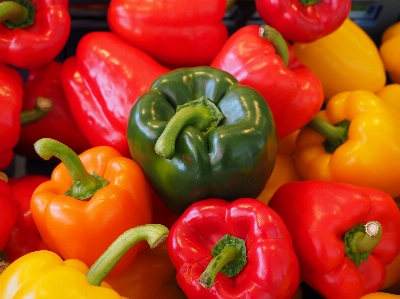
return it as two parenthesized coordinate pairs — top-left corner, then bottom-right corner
(0, 0), (35, 29)
(154, 96), (224, 159)
(299, 0), (322, 6)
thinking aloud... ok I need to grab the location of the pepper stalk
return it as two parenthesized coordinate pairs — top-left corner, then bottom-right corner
(0, 0), (35, 29)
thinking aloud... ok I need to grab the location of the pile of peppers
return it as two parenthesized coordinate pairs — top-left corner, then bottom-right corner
(1, 1), (400, 299)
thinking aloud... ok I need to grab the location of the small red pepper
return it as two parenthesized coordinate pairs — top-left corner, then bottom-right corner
(0, 172), (17, 251)
(211, 25), (323, 140)
(4, 174), (50, 262)
(107, 0), (228, 68)
(61, 32), (169, 157)
(254, 0), (351, 42)
(168, 198), (300, 299)
(14, 61), (92, 159)
(269, 180), (400, 299)
(0, 0), (71, 69)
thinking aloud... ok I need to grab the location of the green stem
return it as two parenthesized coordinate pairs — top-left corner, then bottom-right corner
(154, 97), (224, 159)
(299, 0), (322, 5)
(0, 0), (35, 29)
(259, 25), (289, 67)
(307, 116), (350, 153)
(34, 138), (109, 200)
(86, 224), (169, 286)
(344, 221), (382, 266)
(20, 97), (53, 126)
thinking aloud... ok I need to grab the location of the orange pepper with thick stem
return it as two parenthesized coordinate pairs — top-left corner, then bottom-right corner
(30, 138), (153, 276)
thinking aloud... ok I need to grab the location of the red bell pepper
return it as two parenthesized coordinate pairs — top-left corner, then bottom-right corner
(268, 180), (400, 299)
(211, 25), (324, 139)
(168, 198), (300, 299)
(0, 172), (17, 251)
(4, 174), (50, 262)
(61, 32), (169, 157)
(14, 61), (92, 159)
(107, 0), (228, 68)
(254, 0), (351, 42)
(0, 0), (70, 69)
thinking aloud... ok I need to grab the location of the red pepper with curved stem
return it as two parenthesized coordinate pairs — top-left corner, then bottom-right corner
(168, 198), (300, 299)
(254, 0), (351, 42)
(268, 180), (400, 299)
(0, 172), (17, 252)
(0, 0), (70, 70)
(61, 32), (169, 157)
(4, 174), (50, 262)
(211, 25), (323, 140)
(15, 61), (92, 159)
(107, 0), (228, 68)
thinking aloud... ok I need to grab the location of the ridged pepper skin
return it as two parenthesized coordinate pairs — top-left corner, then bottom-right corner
(255, 0), (351, 42)
(380, 22), (400, 84)
(376, 84), (400, 115)
(107, 0), (228, 68)
(294, 90), (400, 198)
(0, 0), (71, 69)
(168, 198), (300, 299)
(61, 32), (169, 157)
(127, 66), (277, 214)
(269, 180), (400, 299)
(293, 18), (386, 100)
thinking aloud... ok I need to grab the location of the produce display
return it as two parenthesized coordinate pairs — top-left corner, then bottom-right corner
(1, 0), (400, 298)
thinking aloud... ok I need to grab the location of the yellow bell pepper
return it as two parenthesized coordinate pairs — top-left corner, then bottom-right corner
(0, 224), (168, 298)
(380, 22), (400, 84)
(294, 90), (400, 198)
(376, 84), (400, 115)
(360, 293), (400, 298)
(293, 18), (386, 100)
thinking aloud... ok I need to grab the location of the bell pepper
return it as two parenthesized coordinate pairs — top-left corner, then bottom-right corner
(168, 197), (300, 299)
(293, 18), (386, 100)
(30, 138), (153, 276)
(0, 172), (17, 251)
(107, 0), (228, 68)
(105, 242), (186, 299)
(4, 174), (49, 262)
(376, 84), (400, 115)
(380, 22), (400, 84)
(294, 90), (400, 198)
(127, 66), (277, 215)
(0, 0), (70, 70)
(0, 224), (169, 298)
(254, 0), (351, 42)
(268, 180), (400, 299)
(15, 61), (92, 160)
(361, 294), (400, 298)
(61, 31), (169, 157)
(211, 25), (323, 139)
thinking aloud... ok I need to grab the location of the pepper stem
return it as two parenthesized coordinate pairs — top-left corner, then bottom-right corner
(259, 25), (289, 67)
(199, 234), (247, 289)
(0, 172), (8, 183)
(226, 0), (235, 10)
(344, 221), (382, 266)
(20, 97), (53, 126)
(86, 224), (169, 286)
(299, 0), (321, 5)
(306, 116), (350, 153)
(154, 96), (224, 159)
(0, 0), (35, 29)
(34, 138), (109, 200)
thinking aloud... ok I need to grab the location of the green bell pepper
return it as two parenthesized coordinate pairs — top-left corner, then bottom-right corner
(127, 66), (277, 214)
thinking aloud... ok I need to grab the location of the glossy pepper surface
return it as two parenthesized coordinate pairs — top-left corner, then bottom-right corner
(295, 90), (400, 198)
(127, 66), (277, 214)
(15, 61), (92, 159)
(293, 18), (386, 100)
(380, 21), (400, 84)
(211, 25), (323, 139)
(0, 0), (70, 69)
(107, 0), (228, 68)
(62, 31), (169, 157)
(168, 198), (300, 299)
(254, 0), (351, 42)
(376, 84), (400, 115)
(0, 173), (17, 251)
(30, 138), (153, 275)
(5, 174), (49, 262)
(269, 180), (400, 299)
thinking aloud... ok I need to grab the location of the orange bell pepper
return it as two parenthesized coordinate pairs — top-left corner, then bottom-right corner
(360, 293), (400, 298)
(30, 138), (153, 276)
(376, 84), (400, 115)
(294, 90), (400, 198)
(380, 22), (400, 84)
(293, 18), (386, 100)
